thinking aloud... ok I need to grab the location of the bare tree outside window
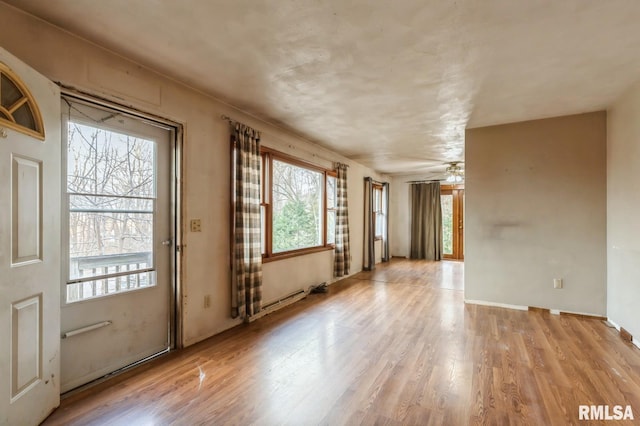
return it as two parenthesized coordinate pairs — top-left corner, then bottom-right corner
(66, 121), (157, 302)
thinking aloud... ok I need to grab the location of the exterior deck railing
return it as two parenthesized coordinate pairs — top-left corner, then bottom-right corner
(67, 252), (153, 302)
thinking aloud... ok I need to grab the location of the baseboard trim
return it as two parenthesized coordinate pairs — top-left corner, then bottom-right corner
(547, 308), (606, 319)
(528, 306), (551, 314)
(559, 311), (607, 320)
(464, 299), (528, 311)
(465, 300), (609, 320)
(608, 318), (621, 329)
(605, 318), (640, 350)
(620, 327), (633, 343)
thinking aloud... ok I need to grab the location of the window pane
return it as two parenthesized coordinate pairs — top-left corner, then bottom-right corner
(70, 194), (153, 213)
(13, 103), (36, 131)
(441, 194), (453, 255)
(272, 159), (323, 253)
(260, 205), (266, 255)
(374, 187), (383, 211)
(67, 121), (156, 197)
(375, 212), (384, 237)
(69, 212), (153, 279)
(327, 176), (336, 209)
(327, 210), (336, 245)
(1, 73), (22, 107)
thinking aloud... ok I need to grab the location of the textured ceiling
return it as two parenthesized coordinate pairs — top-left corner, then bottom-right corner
(5, 0), (640, 175)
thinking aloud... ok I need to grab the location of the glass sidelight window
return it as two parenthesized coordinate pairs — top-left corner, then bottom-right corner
(440, 185), (464, 260)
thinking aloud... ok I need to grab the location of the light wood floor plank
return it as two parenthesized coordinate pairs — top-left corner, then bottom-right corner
(44, 259), (640, 425)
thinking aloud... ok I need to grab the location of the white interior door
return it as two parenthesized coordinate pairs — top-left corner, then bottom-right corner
(0, 48), (61, 425)
(60, 98), (173, 392)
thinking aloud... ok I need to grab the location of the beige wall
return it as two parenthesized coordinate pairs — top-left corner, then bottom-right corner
(607, 81), (640, 341)
(0, 3), (383, 346)
(465, 112), (607, 315)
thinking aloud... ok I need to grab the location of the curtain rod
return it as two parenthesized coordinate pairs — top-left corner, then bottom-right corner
(283, 143), (345, 167)
(367, 177), (388, 185)
(406, 180), (442, 184)
(222, 114), (351, 169)
(220, 114), (238, 125)
(221, 114), (262, 137)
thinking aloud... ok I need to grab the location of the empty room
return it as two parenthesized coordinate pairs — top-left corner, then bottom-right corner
(0, 1), (639, 425)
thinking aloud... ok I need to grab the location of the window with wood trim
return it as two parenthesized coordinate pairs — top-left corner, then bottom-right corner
(0, 62), (45, 140)
(373, 184), (384, 240)
(259, 147), (335, 261)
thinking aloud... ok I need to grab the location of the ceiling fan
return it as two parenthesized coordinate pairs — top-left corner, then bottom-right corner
(444, 161), (464, 183)
(405, 161), (464, 183)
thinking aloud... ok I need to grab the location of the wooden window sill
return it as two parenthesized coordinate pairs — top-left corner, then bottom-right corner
(262, 245), (334, 263)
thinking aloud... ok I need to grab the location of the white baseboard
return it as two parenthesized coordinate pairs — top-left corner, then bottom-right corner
(465, 299), (608, 318)
(464, 299), (528, 311)
(554, 308), (606, 318)
(608, 318), (621, 330)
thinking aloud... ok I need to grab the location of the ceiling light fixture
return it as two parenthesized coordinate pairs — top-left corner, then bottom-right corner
(445, 162), (464, 183)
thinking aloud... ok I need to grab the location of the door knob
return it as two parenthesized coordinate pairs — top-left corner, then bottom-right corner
(161, 239), (172, 246)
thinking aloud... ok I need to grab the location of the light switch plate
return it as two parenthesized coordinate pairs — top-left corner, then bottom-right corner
(190, 219), (202, 232)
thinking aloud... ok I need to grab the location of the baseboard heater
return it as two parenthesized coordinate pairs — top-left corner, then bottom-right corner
(246, 289), (307, 322)
(263, 288), (306, 310)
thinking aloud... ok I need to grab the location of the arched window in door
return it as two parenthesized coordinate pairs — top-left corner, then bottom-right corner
(0, 62), (45, 140)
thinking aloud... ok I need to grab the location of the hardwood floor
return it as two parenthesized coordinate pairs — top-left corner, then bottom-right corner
(44, 259), (640, 425)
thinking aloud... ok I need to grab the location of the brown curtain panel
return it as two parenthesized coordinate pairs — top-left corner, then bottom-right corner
(410, 182), (442, 260)
(233, 123), (262, 319)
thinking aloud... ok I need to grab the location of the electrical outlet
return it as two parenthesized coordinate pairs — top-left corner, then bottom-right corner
(190, 219), (202, 232)
(204, 294), (211, 308)
(553, 278), (563, 289)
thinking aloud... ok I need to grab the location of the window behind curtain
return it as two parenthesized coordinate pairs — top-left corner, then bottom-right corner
(373, 184), (383, 239)
(327, 175), (337, 245)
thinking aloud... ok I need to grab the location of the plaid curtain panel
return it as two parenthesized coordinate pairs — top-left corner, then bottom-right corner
(234, 123), (262, 318)
(334, 163), (351, 277)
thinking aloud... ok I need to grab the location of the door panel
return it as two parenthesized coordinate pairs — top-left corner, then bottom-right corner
(60, 99), (173, 392)
(0, 47), (61, 425)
